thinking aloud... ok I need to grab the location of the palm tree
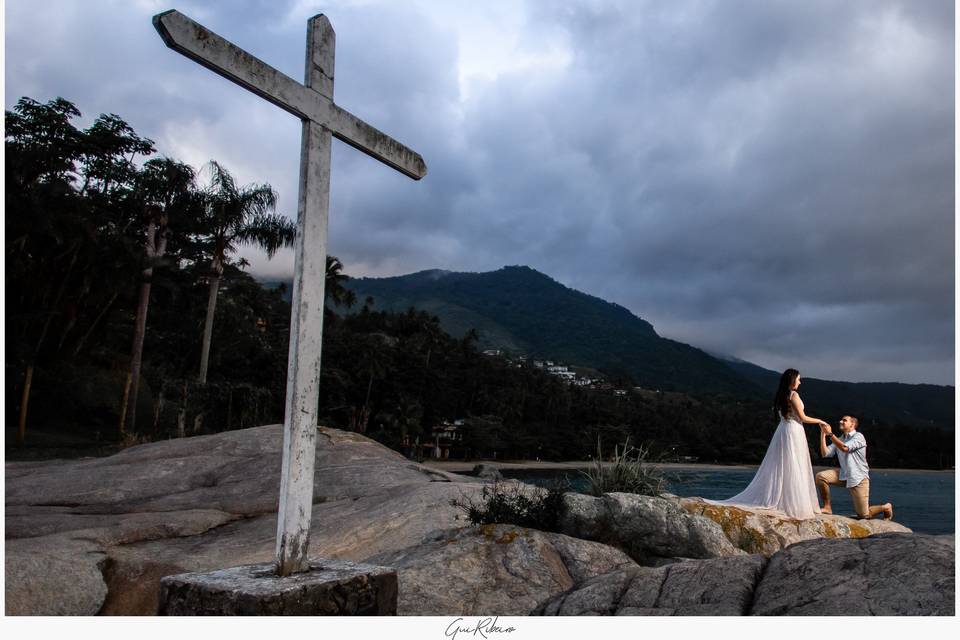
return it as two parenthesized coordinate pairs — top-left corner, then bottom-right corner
(195, 161), (296, 383)
(325, 255), (356, 311)
(118, 158), (198, 436)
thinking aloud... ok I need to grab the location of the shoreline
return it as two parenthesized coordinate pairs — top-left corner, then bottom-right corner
(422, 459), (956, 474)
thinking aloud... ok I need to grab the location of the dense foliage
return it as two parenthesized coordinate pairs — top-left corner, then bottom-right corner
(5, 97), (293, 444)
(5, 97), (953, 471)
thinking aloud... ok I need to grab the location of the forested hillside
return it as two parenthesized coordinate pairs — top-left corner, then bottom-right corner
(6, 96), (952, 470)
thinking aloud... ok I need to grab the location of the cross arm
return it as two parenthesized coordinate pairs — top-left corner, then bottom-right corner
(327, 104), (427, 180)
(153, 10), (427, 180)
(153, 10), (321, 123)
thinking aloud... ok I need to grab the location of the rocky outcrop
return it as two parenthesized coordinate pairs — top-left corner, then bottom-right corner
(367, 524), (637, 615)
(5, 425), (483, 615)
(678, 497), (912, 555)
(751, 533), (954, 615)
(5, 534), (109, 616)
(3, 426), (947, 616)
(536, 533), (954, 616)
(557, 491), (913, 564)
(535, 554), (766, 615)
(559, 492), (745, 564)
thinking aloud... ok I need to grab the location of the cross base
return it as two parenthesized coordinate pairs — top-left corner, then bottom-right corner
(157, 559), (397, 615)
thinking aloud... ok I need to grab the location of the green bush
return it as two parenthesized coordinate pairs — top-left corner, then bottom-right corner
(581, 437), (666, 496)
(450, 478), (568, 533)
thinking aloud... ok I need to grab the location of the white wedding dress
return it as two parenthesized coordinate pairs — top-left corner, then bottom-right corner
(709, 394), (821, 519)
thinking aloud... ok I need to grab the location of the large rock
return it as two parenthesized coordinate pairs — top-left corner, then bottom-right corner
(535, 554), (766, 615)
(5, 425), (482, 615)
(536, 533), (955, 616)
(5, 426), (465, 512)
(679, 497), (912, 556)
(559, 492), (743, 564)
(751, 533), (954, 615)
(4, 426), (949, 617)
(366, 524), (637, 615)
(5, 534), (109, 616)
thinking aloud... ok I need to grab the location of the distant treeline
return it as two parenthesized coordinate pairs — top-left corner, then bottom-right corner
(5, 96), (953, 470)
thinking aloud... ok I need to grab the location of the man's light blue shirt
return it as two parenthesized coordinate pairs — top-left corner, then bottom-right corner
(824, 430), (869, 488)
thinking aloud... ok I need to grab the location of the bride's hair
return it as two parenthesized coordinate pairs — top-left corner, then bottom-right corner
(774, 368), (800, 419)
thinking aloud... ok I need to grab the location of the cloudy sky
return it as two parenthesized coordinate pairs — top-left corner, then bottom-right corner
(5, 0), (955, 385)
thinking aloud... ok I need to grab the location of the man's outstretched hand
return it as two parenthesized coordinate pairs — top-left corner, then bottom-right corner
(820, 423), (833, 435)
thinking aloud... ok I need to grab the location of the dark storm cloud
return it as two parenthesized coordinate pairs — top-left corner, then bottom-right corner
(450, 0), (955, 384)
(4, 0), (953, 384)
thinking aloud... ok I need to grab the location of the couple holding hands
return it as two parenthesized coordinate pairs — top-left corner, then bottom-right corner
(711, 368), (893, 521)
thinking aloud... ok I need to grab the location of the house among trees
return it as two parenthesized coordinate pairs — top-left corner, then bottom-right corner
(422, 419), (464, 459)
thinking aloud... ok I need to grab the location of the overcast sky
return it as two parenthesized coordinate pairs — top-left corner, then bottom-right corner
(5, 0), (955, 385)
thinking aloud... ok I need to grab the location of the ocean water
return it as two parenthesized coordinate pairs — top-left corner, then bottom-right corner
(502, 467), (955, 535)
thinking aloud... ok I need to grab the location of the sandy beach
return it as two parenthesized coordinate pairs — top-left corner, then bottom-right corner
(422, 459), (954, 474)
(424, 459), (755, 473)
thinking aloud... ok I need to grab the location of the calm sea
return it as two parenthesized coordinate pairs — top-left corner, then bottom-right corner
(502, 467), (955, 535)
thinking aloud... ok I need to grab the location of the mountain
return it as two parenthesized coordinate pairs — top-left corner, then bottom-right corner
(255, 266), (952, 429)
(343, 266), (953, 429)
(347, 266), (759, 396)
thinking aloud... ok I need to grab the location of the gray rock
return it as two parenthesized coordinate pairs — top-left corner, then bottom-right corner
(96, 480), (483, 614)
(5, 535), (108, 615)
(751, 533), (955, 615)
(560, 492), (743, 564)
(656, 554), (766, 615)
(472, 463), (502, 481)
(540, 567), (643, 615)
(5, 425), (481, 615)
(5, 425), (447, 514)
(535, 554), (766, 616)
(367, 524), (637, 615)
(679, 497), (912, 556)
(6, 425), (953, 617)
(538, 533), (955, 617)
(5, 505), (241, 544)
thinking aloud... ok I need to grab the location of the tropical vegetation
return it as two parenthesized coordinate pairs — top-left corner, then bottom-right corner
(5, 96), (954, 472)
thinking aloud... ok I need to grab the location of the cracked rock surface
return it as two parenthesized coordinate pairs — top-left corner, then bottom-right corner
(750, 533), (954, 615)
(367, 524), (637, 615)
(535, 554), (766, 615)
(559, 492), (744, 563)
(536, 533), (954, 616)
(5, 425), (482, 615)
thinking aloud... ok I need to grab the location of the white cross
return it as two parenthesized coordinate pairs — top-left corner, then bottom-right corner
(154, 10), (426, 576)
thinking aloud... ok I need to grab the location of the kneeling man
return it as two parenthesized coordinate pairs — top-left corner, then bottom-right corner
(816, 416), (893, 520)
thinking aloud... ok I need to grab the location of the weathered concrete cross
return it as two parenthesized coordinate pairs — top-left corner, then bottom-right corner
(154, 10), (426, 576)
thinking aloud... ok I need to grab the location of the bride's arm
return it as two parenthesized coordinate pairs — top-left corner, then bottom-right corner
(789, 393), (827, 427)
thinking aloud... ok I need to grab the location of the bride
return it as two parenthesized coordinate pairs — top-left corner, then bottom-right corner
(711, 368), (826, 519)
